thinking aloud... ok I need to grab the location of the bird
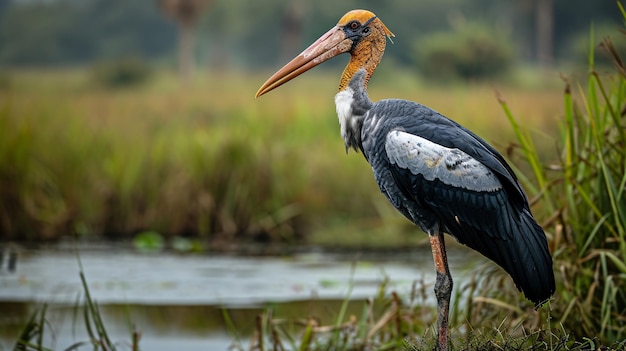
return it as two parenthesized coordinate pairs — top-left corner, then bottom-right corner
(255, 9), (555, 351)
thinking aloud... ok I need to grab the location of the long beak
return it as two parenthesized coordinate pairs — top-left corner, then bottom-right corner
(256, 26), (352, 98)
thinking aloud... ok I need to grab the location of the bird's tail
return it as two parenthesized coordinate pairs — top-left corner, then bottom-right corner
(489, 210), (555, 306)
(453, 209), (556, 306)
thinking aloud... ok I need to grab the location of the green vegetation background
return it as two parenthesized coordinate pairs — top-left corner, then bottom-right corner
(0, 0), (620, 68)
(0, 68), (567, 245)
(1, 0), (621, 245)
(2, 0), (626, 349)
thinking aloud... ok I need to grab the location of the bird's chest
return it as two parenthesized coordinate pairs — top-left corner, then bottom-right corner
(360, 112), (389, 160)
(335, 89), (365, 151)
(360, 115), (411, 205)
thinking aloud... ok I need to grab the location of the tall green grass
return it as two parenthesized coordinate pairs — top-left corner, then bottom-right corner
(13, 270), (139, 351)
(0, 68), (562, 246)
(470, 20), (626, 343)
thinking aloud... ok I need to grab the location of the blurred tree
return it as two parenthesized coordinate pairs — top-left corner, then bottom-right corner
(0, 0), (621, 68)
(91, 56), (153, 88)
(0, 0), (175, 66)
(563, 22), (626, 69)
(160, 0), (212, 85)
(414, 21), (514, 81)
(535, 0), (554, 68)
(0, 0), (9, 14)
(280, 1), (307, 63)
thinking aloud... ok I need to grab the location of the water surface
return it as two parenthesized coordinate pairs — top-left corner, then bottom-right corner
(0, 246), (480, 350)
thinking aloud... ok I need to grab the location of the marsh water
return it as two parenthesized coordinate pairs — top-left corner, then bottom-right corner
(0, 244), (481, 350)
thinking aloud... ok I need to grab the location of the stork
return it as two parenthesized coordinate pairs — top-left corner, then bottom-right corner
(256, 9), (555, 350)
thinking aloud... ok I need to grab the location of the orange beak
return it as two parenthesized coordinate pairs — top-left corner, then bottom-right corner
(255, 26), (353, 98)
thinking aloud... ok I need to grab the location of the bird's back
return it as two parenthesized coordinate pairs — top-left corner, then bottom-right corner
(361, 99), (555, 305)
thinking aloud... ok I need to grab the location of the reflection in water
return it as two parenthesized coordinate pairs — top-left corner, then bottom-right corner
(0, 302), (29, 338)
(0, 248), (479, 350)
(1, 299), (389, 350)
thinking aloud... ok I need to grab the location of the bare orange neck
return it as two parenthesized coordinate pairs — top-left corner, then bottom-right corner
(338, 53), (378, 91)
(338, 20), (390, 91)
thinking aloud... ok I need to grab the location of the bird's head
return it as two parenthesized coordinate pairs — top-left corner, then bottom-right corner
(255, 9), (394, 97)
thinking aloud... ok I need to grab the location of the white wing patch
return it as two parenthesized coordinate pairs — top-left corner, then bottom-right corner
(385, 130), (502, 192)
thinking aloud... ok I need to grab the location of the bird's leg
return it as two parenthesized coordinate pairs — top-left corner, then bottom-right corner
(429, 227), (452, 351)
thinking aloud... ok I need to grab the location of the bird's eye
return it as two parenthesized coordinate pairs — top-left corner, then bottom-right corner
(349, 21), (359, 30)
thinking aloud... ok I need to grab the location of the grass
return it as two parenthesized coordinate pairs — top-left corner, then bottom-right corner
(12, 270), (140, 351)
(0, 66), (562, 247)
(466, 21), (626, 346)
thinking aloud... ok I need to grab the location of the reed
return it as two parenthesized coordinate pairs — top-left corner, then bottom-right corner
(241, 279), (624, 351)
(12, 269), (140, 351)
(468, 19), (626, 344)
